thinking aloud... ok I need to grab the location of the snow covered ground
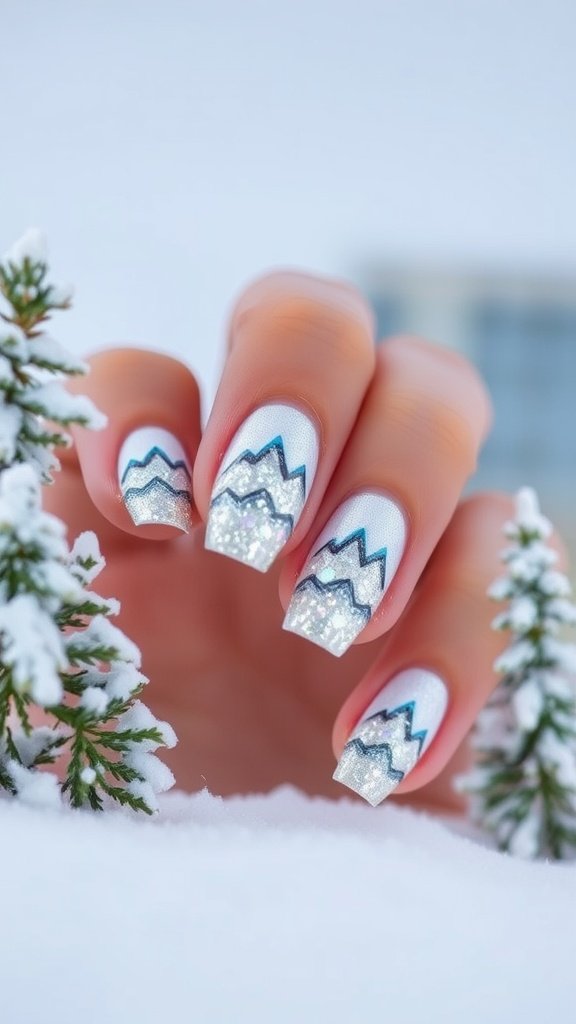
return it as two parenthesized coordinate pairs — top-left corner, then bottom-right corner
(2, 787), (574, 1023)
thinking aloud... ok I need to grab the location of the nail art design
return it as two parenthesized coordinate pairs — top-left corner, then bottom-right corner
(205, 403), (318, 572)
(283, 492), (406, 656)
(333, 668), (448, 806)
(118, 426), (193, 532)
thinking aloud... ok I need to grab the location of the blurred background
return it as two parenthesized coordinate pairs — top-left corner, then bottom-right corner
(2, 0), (575, 549)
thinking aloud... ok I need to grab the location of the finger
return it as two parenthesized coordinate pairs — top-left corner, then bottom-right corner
(193, 270), (375, 572)
(67, 348), (202, 539)
(281, 335), (492, 656)
(330, 493), (513, 807)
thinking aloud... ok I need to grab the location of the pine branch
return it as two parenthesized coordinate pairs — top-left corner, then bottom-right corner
(0, 231), (177, 812)
(456, 487), (576, 860)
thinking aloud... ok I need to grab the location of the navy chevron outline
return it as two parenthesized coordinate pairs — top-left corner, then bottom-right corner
(314, 528), (387, 588)
(210, 486), (295, 534)
(120, 446), (191, 486)
(341, 702), (427, 785)
(343, 738), (406, 784)
(224, 435), (307, 497)
(123, 476), (193, 504)
(351, 701), (428, 758)
(292, 575), (372, 622)
(371, 701), (428, 753)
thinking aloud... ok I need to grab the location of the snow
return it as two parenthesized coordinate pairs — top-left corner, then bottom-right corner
(69, 531), (106, 584)
(0, 787), (574, 1024)
(513, 487), (553, 538)
(0, 593), (65, 705)
(4, 761), (61, 810)
(21, 380), (107, 430)
(65, 613), (142, 667)
(28, 332), (88, 375)
(3, 228), (48, 267)
(117, 699), (177, 751)
(0, 403), (22, 463)
(512, 678), (544, 731)
(79, 685), (109, 715)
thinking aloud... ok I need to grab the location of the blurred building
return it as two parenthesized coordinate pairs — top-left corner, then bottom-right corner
(362, 265), (576, 553)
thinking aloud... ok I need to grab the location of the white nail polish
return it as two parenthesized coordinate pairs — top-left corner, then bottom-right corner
(333, 668), (449, 806)
(283, 491), (406, 656)
(205, 403), (319, 572)
(118, 426), (193, 532)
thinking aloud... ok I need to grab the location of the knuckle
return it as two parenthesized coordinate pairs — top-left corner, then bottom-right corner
(233, 273), (375, 368)
(385, 388), (481, 472)
(384, 335), (492, 423)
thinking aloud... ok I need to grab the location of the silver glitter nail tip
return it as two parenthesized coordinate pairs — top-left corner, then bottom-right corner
(117, 426), (193, 532)
(283, 492), (406, 656)
(333, 668), (448, 806)
(205, 404), (318, 571)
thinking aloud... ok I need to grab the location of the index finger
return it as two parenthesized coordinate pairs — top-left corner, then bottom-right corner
(194, 270), (376, 571)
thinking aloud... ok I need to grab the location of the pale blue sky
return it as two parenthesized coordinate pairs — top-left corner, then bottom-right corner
(2, 0), (575, 397)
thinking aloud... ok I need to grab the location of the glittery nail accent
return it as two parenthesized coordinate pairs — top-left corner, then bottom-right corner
(333, 668), (448, 806)
(117, 426), (193, 532)
(205, 403), (318, 572)
(283, 492), (406, 656)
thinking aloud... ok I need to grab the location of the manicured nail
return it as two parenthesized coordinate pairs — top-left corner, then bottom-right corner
(118, 426), (193, 532)
(205, 403), (319, 572)
(283, 491), (406, 656)
(333, 668), (448, 806)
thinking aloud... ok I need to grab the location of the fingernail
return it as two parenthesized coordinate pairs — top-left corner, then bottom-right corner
(118, 426), (193, 532)
(333, 668), (448, 806)
(283, 491), (406, 656)
(205, 403), (319, 572)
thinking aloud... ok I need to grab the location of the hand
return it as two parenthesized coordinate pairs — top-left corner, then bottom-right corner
(45, 271), (506, 811)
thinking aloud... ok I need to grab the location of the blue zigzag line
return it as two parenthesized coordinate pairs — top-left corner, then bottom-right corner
(315, 528), (387, 588)
(123, 477), (192, 504)
(344, 738), (406, 784)
(293, 575), (372, 622)
(225, 436), (307, 496)
(210, 487), (295, 533)
(343, 703), (428, 783)
(357, 702), (428, 757)
(121, 446), (191, 486)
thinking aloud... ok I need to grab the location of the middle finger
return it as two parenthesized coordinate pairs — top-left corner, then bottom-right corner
(281, 335), (491, 656)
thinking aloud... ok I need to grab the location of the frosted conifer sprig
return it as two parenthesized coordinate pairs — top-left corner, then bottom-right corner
(0, 231), (177, 814)
(457, 487), (576, 860)
(0, 228), (106, 482)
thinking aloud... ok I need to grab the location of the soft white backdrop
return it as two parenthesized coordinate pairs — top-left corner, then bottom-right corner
(2, 0), (575, 400)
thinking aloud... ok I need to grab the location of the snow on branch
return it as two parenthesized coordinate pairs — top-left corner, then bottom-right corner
(456, 487), (576, 860)
(0, 231), (177, 815)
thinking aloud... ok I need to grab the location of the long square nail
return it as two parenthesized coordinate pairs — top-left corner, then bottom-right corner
(118, 426), (193, 532)
(283, 491), (406, 656)
(333, 668), (448, 805)
(205, 403), (319, 572)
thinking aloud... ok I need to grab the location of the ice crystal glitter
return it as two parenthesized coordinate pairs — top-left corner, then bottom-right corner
(333, 668), (448, 806)
(284, 581), (369, 656)
(333, 708), (424, 805)
(118, 427), (193, 533)
(207, 489), (292, 572)
(205, 404), (319, 572)
(123, 479), (192, 533)
(284, 492), (406, 656)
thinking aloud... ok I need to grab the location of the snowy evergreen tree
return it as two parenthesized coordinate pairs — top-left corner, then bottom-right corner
(0, 230), (176, 813)
(457, 487), (576, 859)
